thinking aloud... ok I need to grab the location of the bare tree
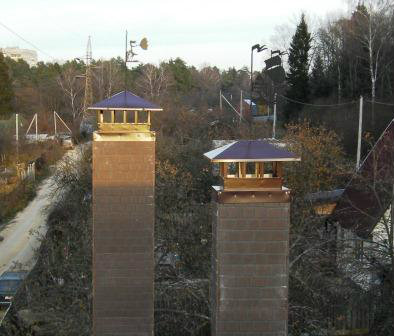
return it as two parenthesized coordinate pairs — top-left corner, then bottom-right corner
(56, 63), (84, 121)
(351, 1), (394, 123)
(92, 59), (123, 100)
(318, 19), (345, 102)
(136, 63), (171, 100)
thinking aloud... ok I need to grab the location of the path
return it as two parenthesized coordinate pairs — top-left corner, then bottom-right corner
(0, 147), (80, 276)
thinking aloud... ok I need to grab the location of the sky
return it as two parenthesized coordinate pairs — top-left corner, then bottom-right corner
(1, 0), (349, 70)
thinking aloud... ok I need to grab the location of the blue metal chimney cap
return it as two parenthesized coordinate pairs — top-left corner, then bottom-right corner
(88, 91), (162, 111)
(204, 140), (300, 162)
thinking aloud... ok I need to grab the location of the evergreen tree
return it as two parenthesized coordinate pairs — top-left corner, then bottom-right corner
(0, 52), (14, 119)
(310, 53), (331, 98)
(284, 14), (312, 122)
(166, 58), (193, 95)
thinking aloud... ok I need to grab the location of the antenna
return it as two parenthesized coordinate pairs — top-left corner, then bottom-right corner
(83, 36), (93, 112)
(124, 30), (148, 91)
(124, 30), (128, 92)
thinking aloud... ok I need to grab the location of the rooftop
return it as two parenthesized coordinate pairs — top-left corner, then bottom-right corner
(0, 271), (28, 281)
(331, 118), (394, 238)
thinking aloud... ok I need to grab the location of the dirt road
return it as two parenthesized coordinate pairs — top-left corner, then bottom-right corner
(0, 147), (81, 276)
(0, 175), (54, 275)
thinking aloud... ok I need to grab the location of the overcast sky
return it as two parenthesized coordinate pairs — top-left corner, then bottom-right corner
(1, 0), (349, 70)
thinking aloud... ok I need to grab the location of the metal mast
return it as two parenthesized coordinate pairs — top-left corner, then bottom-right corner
(83, 36), (93, 112)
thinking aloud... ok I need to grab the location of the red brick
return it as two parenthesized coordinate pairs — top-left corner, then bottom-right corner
(213, 201), (290, 335)
(93, 140), (155, 336)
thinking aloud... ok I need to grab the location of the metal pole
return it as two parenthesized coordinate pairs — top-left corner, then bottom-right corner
(15, 113), (18, 142)
(273, 93), (277, 139)
(16, 113), (19, 162)
(125, 30), (128, 92)
(221, 94), (243, 121)
(240, 90), (243, 122)
(54, 111), (57, 136)
(35, 114), (38, 141)
(356, 96), (363, 170)
(219, 90), (223, 110)
(55, 111), (72, 134)
(250, 48), (253, 115)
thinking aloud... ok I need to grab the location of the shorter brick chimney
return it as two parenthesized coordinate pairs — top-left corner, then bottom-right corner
(204, 140), (300, 336)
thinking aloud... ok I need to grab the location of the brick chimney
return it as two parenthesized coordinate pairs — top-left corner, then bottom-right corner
(204, 140), (300, 336)
(90, 91), (162, 336)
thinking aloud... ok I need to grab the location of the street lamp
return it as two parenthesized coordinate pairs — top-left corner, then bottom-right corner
(250, 44), (267, 114)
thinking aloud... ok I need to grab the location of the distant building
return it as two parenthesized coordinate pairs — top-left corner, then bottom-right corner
(0, 47), (38, 66)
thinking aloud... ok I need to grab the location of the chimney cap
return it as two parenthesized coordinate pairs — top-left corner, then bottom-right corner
(204, 140), (300, 163)
(88, 90), (162, 111)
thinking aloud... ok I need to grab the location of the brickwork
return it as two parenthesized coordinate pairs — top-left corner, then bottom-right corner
(212, 201), (290, 336)
(93, 140), (155, 336)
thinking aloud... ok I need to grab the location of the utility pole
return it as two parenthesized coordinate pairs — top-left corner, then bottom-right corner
(26, 114), (38, 141)
(54, 111), (57, 137)
(356, 96), (363, 170)
(35, 113), (38, 141)
(15, 113), (19, 162)
(15, 113), (18, 142)
(240, 90), (243, 122)
(219, 90), (223, 110)
(273, 93), (277, 139)
(83, 36), (93, 113)
(54, 111), (72, 134)
(125, 30), (128, 91)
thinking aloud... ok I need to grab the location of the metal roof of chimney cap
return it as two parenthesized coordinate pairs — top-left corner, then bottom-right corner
(204, 140), (300, 191)
(88, 90), (163, 134)
(204, 140), (300, 162)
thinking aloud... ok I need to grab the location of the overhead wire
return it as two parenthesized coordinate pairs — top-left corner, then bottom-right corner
(277, 94), (394, 109)
(365, 99), (394, 107)
(2, 20), (394, 111)
(278, 94), (357, 107)
(0, 21), (56, 61)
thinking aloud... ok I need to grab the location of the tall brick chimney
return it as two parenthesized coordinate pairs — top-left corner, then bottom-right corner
(204, 140), (300, 336)
(89, 91), (162, 336)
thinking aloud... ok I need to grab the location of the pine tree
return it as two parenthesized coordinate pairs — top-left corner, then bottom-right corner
(0, 52), (14, 119)
(310, 53), (331, 98)
(284, 14), (312, 122)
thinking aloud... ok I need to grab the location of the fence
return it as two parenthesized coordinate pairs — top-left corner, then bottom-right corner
(0, 302), (11, 329)
(328, 304), (371, 336)
(15, 162), (35, 181)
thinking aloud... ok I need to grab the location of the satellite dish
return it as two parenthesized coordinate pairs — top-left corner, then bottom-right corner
(140, 38), (148, 50)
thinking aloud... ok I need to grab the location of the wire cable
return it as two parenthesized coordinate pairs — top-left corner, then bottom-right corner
(278, 94), (357, 107)
(365, 99), (394, 107)
(0, 21), (56, 61)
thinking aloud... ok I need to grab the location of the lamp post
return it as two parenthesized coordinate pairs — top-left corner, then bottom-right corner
(250, 44), (266, 114)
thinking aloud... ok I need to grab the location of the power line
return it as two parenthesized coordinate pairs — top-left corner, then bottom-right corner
(278, 94), (394, 109)
(365, 99), (394, 107)
(0, 21), (56, 61)
(278, 94), (357, 107)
